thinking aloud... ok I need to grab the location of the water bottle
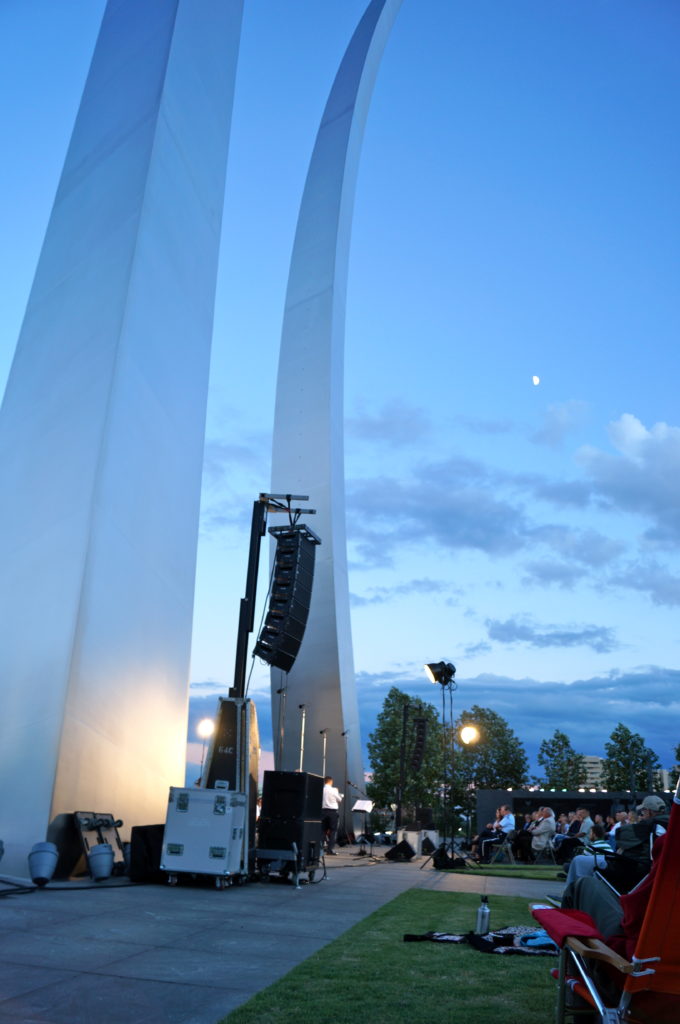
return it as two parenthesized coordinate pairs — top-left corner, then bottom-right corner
(474, 895), (490, 935)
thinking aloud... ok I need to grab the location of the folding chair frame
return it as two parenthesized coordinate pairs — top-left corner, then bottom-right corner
(534, 842), (558, 866)
(553, 935), (655, 1024)
(488, 834), (516, 865)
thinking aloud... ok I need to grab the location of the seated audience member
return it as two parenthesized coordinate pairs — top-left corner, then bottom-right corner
(559, 822), (612, 886)
(512, 809), (539, 860)
(470, 807), (499, 860)
(472, 804), (515, 862)
(601, 794), (669, 892)
(607, 809), (627, 848)
(552, 812), (570, 847)
(560, 830), (668, 1000)
(514, 806), (555, 861)
(555, 806), (594, 863)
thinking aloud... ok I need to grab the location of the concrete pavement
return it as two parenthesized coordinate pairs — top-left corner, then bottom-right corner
(0, 847), (563, 1024)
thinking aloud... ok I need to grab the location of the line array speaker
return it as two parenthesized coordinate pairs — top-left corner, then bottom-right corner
(253, 526), (319, 673)
(410, 718), (427, 771)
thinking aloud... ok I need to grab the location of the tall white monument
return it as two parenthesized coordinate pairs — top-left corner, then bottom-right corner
(0, 0), (243, 875)
(270, 0), (403, 816)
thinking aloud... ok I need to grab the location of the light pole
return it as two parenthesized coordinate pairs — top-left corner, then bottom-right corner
(197, 718), (215, 783)
(424, 661), (456, 849)
(459, 723), (480, 845)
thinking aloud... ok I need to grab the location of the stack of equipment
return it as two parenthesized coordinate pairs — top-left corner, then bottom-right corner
(160, 785), (247, 889)
(257, 770), (323, 885)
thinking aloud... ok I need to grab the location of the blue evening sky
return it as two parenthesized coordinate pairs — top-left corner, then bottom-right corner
(1, 1), (678, 782)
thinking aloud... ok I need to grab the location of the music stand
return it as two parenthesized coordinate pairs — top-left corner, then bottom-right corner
(352, 799), (374, 857)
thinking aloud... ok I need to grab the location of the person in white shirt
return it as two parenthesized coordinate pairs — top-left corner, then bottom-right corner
(473, 804), (515, 863)
(322, 776), (343, 855)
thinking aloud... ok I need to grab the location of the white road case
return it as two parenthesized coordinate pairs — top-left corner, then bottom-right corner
(160, 787), (246, 887)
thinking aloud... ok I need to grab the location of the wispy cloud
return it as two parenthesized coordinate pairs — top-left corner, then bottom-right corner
(463, 640), (492, 656)
(454, 414), (515, 435)
(609, 560), (680, 607)
(531, 400), (589, 448)
(521, 560), (588, 589)
(350, 578), (459, 607)
(346, 400), (430, 446)
(347, 470), (528, 568)
(485, 615), (620, 654)
(531, 525), (624, 567)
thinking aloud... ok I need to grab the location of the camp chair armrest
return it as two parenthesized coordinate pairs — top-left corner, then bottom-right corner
(565, 936), (635, 974)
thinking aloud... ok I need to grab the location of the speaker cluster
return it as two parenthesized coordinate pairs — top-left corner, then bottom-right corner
(253, 525), (320, 673)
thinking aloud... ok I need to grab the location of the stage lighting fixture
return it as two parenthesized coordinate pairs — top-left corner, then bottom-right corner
(460, 724), (480, 745)
(424, 661), (456, 686)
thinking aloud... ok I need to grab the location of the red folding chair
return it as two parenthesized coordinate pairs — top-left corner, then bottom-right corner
(530, 779), (680, 1023)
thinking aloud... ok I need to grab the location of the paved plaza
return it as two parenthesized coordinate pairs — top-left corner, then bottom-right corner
(0, 847), (563, 1024)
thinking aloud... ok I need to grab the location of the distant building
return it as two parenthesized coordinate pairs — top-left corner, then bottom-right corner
(583, 755), (605, 788)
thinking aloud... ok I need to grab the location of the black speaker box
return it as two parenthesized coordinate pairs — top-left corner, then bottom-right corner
(253, 529), (317, 672)
(421, 835), (436, 855)
(257, 817), (324, 868)
(261, 770), (323, 821)
(384, 839), (415, 862)
(416, 806), (435, 829)
(431, 846), (467, 871)
(129, 824), (166, 884)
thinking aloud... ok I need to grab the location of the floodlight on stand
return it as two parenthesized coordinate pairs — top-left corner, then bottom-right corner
(460, 724), (480, 746)
(424, 661), (456, 686)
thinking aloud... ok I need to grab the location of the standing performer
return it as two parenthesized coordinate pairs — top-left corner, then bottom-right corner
(322, 776), (343, 855)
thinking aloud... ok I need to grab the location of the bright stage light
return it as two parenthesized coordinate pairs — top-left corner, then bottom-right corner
(460, 725), (480, 745)
(197, 718), (214, 740)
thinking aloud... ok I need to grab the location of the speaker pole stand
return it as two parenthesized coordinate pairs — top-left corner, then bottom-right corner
(229, 493), (316, 702)
(298, 704), (307, 772)
(320, 729), (328, 778)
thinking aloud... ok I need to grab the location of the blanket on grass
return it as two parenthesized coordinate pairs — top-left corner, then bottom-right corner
(403, 924), (558, 955)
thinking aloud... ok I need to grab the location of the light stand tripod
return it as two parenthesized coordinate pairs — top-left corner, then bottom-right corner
(420, 661), (459, 870)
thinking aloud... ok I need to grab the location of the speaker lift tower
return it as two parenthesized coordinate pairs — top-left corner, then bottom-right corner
(197, 495), (320, 880)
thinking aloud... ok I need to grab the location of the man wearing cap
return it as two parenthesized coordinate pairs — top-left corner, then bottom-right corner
(632, 794), (668, 843)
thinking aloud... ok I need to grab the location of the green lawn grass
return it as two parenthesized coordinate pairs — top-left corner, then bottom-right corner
(222, 890), (556, 1024)
(459, 864), (563, 881)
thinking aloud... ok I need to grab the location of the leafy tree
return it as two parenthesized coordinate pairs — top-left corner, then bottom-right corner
(535, 729), (587, 789)
(601, 723), (662, 791)
(451, 704), (529, 809)
(366, 687), (445, 811)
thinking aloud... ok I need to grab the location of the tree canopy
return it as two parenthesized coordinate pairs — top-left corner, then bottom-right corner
(535, 729), (587, 789)
(601, 723), (661, 791)
(366, 687), (445, 810)
(451, 704), (529, 808)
